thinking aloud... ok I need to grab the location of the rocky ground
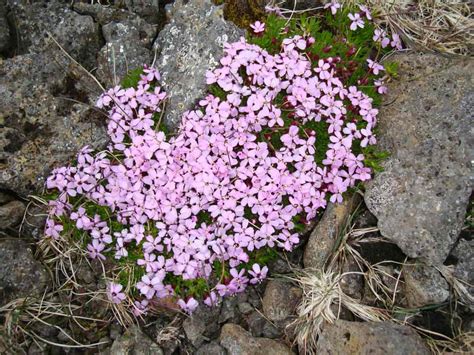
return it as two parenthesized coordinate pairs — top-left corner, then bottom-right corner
(0, 0), (472, 354)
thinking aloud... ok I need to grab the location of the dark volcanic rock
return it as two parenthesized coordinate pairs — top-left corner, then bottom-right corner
(0, 0), (11, 54)
(262, 279), (302, 323)
(317, 320), (430, 355)
(219, 323), (294, 355)
(108, 325), (163, 355)
(0, 51), (107, 195)
(0, 200), (25, 229)
(0, 238), (49, 305)
(402, 263), (449, 308)
(7, 0), (102, 69)
(365, 53), (473, 264)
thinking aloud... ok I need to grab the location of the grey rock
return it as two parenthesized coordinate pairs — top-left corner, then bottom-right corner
(0, 0), (11, 53)
(102, 19), (156, 47)
(73, 2), (158, 34)
(95, 8), (157, 87)
(123, 0), (160, 22)
(20, 204), (47, 240)
(340, 255), (364, 300)
(282, 0), (324, 10)
(196, 341), (227, 355)
(219, 296), (241, 324)
(0, 192), (13, 205)
(365, 53), (473, 265)
(109, 322), (124, 340)
(110, 325), (163, 355)
(262, 280), (302, 322)
(27, 342), (47, 355)
(317, 320), (430, 355)
(96, 40), (152, 87)
(0, 200), (25, 229)
(402, 263), (449, 308)
(450, 238), (474, 297)
(183, 303), (221, 348)
(0, 51), (107, 196)
(153, 0), (244, 131)
(0, 239), (49, 305)
(220, 323), (294, 355)
(7, 0), (101, 69)
(304, 194), (361, 269)
(247, 311), (281, 339)
(237, 301), (254, 315)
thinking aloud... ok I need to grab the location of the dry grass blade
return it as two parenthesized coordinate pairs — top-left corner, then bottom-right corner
(363, 0), (473, 55)
(288, 268), (388, 354)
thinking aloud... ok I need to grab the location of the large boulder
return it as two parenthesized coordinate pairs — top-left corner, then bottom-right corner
(365, 53), (473, 265)
(0, 238), (49, 305)
(317, 320), (430, 355)
(153, 0), (244, 131)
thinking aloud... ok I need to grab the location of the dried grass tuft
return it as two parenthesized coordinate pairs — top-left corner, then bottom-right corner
(288, 268), (388, 354)
(356, 0), (473, 55)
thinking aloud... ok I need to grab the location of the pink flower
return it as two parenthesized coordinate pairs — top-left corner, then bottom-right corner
(44, 33), (381, 310)
(391, 33), (403, 50)
(367, 59), (384, 75)
(45, 218), (63, 239)
(203, 291), (219, 307)
(177, 297), (199, 314)
(248, 263), (268, 284)
(373, 29), (390, 48)
(87, 239), (106, 261)
(358, 4), (372, 20)
(107, 282), (126, 304)
(132, 299), (149, 316)
(348, 13), (364, 31)
(324, 1), (341, 15)
(250, 21), (265, 34)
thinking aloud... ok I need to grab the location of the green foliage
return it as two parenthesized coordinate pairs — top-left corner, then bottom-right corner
(121, 68), (144, 89)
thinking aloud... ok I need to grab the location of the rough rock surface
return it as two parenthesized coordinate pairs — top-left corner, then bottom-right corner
(108, 325), (163, 355)
(219, 323), (294, 355)
(317, 320), (430, 355)
(304, 194), (361, 268)
(196, 341), (227, 355)
(183, 303), (221, 348)
(123, 0), (160, 22)
(449, 238), (474, 298)
(95, 13), (157, 87)
(0, 0), (10, 54)
(247, 311), (282, 339)
(402, 263), (449, 308)
(365, 53), (473, 264)
(262, 280), (302, 323)
(0, 200), (25, 229)
(0, 239), (49, 305)
(7, 0), (102, 69)
(153, 0), (244, 131)
(0, 51), (108, 195)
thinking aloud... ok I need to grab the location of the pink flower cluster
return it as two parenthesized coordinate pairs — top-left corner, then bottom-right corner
(45, 33), (382, 314)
